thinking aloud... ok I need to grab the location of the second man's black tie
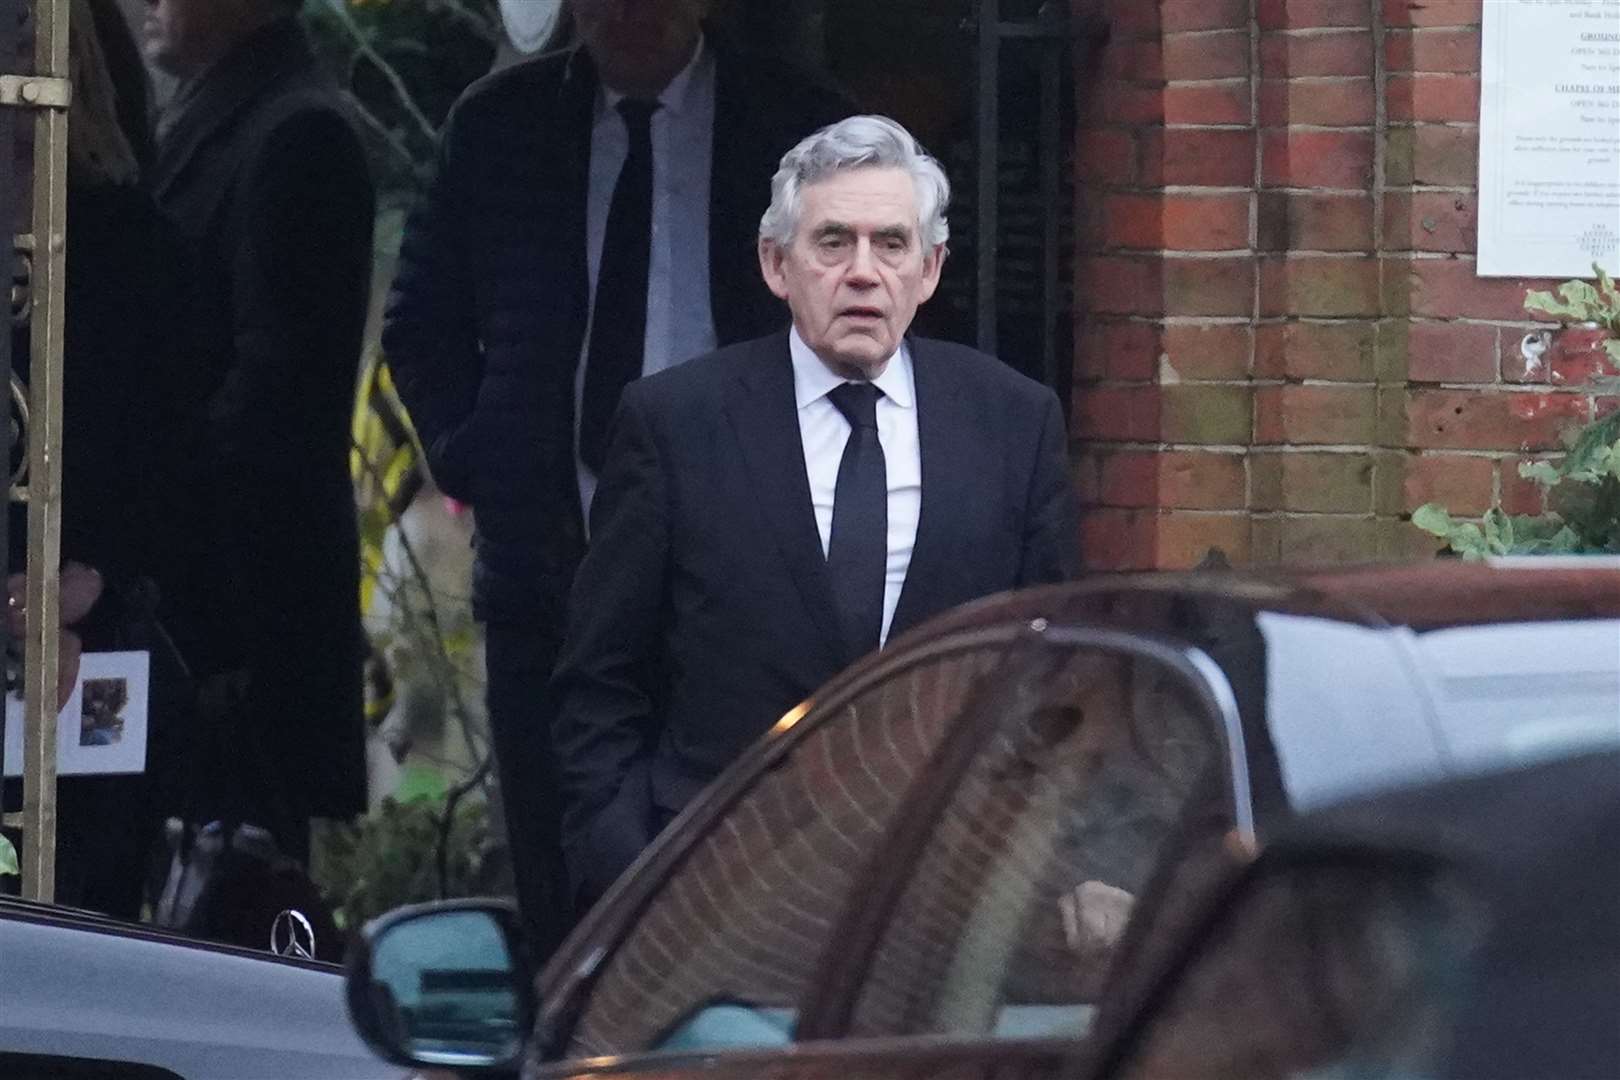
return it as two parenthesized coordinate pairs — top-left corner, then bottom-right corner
(580, 98), (658, 471)
(826, 382), (888, 662)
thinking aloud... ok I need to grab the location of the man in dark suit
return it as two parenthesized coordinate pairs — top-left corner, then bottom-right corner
(383, 0), (848, 953)
(142, 0), (374, 859)
(553, 114), (1081, 902)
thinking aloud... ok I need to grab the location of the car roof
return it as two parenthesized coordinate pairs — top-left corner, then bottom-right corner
(886, 562), (1620, 642)
(874, 563), (1620, 818)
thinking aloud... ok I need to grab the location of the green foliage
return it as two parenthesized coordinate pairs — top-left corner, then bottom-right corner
(304, 0), (502, 207)
(1524, 263), (1620, 333)
(1415, 268), (1620, 560)
(312, 790), (511, 931)
(1414, 412), (1620, 559)
(0, 834), (17, 877)
(1411, 504), (1587, 559)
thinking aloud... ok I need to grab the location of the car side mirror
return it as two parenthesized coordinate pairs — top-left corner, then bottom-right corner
(345, 899), (536, 1072)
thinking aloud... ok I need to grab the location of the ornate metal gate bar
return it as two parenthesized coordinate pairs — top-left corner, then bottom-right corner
(2, 0), (71, 902)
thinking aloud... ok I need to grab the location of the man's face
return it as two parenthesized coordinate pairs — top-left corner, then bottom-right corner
(760, 166), (945, 377)
(571, 0), (704, 99)
(140, 0), (261, 77)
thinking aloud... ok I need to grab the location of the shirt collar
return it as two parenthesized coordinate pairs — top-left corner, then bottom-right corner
(790, 326), (915, 411)
(600, 33), (710, 118)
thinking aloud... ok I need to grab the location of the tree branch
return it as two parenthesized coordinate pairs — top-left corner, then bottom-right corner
(427, 0), (502, 45)
(319, 0), (442, 147)
(343, 90), (428, 195)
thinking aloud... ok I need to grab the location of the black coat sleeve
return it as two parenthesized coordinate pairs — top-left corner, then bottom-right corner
(218, 106), (374, 472)
(1017, 389), (1082, 585)
(549, 383), (672, 896)
(381, 103), (483, 503)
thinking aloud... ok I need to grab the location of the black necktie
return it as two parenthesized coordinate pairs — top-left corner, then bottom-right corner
(826, 382), (888, 662)
(580, 98), (658, 471)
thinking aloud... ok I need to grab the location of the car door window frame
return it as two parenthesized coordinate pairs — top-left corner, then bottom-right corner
(535, 621), (1059, 1059)
(797, 625), (1253, 1042)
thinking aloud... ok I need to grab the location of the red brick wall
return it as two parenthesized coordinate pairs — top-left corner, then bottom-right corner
(1072, 0), (1604, 570)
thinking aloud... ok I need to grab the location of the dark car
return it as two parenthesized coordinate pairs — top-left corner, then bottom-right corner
(345, 563), (1620, 1078)
(1079, 748), (1620, 1080)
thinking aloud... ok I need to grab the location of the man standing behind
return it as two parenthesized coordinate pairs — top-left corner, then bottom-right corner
(552, 115), (1081, 904)
(142, 0), (374, 860)
(383, 1), (847, 953)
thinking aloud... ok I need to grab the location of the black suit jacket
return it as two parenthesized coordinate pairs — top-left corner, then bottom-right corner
(552, 332), (1081, 897)
(150, 18), (374, 819)
(382, 38), (851, 630)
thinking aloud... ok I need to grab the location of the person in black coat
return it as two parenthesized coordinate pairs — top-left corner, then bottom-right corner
(2, 0), (209, 916)
(141, 0), (375, 859)
(383, 0), (849, 953)
(551, 115), (1082, 904)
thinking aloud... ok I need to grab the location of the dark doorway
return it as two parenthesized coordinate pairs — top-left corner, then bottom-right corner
(715, 0), (1088, 399)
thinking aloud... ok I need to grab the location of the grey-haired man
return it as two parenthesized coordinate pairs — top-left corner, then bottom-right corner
(551, 114), (1081, 902)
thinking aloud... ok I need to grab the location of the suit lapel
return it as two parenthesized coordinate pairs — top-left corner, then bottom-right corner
(723, 335), (844, 667)
(892, 337), (975, 638)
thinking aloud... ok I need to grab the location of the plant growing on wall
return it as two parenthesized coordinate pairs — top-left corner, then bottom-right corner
(1414, 265), (1620, 559)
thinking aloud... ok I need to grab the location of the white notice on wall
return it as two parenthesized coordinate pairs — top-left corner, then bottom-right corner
(1479, 0), (1620, 277)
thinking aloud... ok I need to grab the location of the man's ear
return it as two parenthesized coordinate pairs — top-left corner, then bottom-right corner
(917, 243), (947, 305)
(758, 238), (792, 301)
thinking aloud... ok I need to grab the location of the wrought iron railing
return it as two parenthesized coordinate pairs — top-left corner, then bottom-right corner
(1, 0), (70, 902)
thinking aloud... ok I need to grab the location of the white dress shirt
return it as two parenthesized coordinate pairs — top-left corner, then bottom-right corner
(575, 37), (718, 521)
(790, 327), (922, 647)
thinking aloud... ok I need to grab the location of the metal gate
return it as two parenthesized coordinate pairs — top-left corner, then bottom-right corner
(1, 0), (70, 902)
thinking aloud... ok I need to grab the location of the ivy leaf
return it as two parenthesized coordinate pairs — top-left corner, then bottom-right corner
(1595, 263), (1619, 330)
(1482, 507), (1514, 554)
(1450, 523), (1489, 560)
(1519, 460), (1562, 486)
(1545, 525), (1583, 553)
(0, 834), (17, 877)
(1526, 282), (1602, 323)
(1524, 288), (1583, 322)
(1564, 411), (1620, 476)
(1411, 503), (1455, 537)
(1560, 280), (1603, 319)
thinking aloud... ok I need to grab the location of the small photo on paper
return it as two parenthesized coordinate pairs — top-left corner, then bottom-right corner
(79, 677), (130, 747)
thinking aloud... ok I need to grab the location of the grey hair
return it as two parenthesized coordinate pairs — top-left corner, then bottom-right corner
(759, 114), (950, 249)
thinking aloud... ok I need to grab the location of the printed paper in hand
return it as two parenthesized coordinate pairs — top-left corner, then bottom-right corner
(2, 650), (150, 777)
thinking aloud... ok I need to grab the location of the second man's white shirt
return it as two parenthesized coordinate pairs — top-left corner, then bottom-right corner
(575, 37), (718, 523)
(790, 326), (922, 648)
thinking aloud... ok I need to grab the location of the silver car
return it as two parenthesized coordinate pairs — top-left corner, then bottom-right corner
(1, 895), (405, 1079)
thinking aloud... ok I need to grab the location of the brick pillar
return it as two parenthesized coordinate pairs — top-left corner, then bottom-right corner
(1075, 0), (1260, 570)
(1072, 0), (1601, 570)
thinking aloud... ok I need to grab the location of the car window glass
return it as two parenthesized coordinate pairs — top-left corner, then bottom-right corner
(1112, 859), (1485, 1080)
(566, 640), (1016, 1058)
(847, 646), (1227, 1041)
(368, 909), (522, 1063)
